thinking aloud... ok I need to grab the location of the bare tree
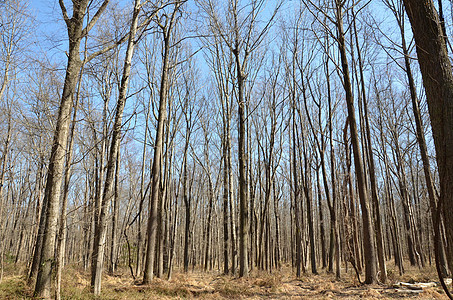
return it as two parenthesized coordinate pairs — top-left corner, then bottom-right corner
(143, 0), (184, 283)
(200, 0), (281, 277)
(333, 0), (377, 283)
(90, 0), (147, 294)
(34, 1), (111, 297)
(403, 0), (453, 296)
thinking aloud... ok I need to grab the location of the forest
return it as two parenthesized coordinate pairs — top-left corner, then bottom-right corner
(0, 0), (453, 299)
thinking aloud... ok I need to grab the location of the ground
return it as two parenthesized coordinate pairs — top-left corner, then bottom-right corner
(0, 262), (449, 299)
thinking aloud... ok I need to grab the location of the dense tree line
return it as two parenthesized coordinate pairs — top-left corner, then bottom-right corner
(0, 0), (452, 298)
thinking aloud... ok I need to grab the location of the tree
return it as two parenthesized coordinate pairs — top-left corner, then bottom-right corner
(403, 0), (453, 294)
(351, 8), (387, 282)
(90, 0), (143, 294)
(34, 1), (111, 297)
(333, 0), (377, 283)
(143, 0), (184, 283)
(200, 0), (281, 277)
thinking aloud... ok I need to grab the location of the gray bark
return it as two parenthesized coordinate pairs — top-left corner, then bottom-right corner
(91, 0), (140, 294)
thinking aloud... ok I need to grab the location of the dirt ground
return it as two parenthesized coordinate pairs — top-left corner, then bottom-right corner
(0, 263), (450, 299)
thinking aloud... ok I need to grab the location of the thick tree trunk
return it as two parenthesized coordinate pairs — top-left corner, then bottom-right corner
(403, 0), (453, 276)
(34, 1), (110, 297)
(235, 52), (249, 278)
(55, 77), (81, 300)
(34, 30), (82, 300)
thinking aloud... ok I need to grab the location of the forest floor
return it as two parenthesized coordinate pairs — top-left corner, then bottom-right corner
(0, 262), (450, 299)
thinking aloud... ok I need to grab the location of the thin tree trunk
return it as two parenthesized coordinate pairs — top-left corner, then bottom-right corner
(0, 115), (12, 283)
(352, 11), (387, 283)
(222, 125), (230, 274)
(292, 102), (302, 277)
(335, 0), (377, 283)
(109, 151), (121, 275)
(144, 3), (181, 283)
(27, 155), (45, 284)
(91, 1), (139, 293)
(136, 92), (152, 278)
(183, 133), (191, 273)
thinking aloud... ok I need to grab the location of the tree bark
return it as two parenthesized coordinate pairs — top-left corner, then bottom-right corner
(33, 1), (110, 297)
(352, 12), (387, 282)
(335, 0), (377, 284)
(403, 0), (453, 275)
(144, 2), (181, 283)
(34, 10), (83, 300)
(55, 68), (82, 300)
(91, 0), (139, 294)
(234, 46), (249, 278)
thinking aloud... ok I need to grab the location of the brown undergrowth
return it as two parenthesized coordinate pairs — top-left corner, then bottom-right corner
(0, 262), (449, 299)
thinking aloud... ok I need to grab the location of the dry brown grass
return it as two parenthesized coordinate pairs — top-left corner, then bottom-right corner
(0, 262), (450, 299)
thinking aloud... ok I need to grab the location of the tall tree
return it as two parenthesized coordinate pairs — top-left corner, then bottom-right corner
(34, 1), (111, 297)
(403, 0), (453, 294)
(351, 8), (387, 282)
(334, 0), (377, 283)
(382, 0), (448, 276)
(90, 0), (144, 294)
(143, 0), (183, 283)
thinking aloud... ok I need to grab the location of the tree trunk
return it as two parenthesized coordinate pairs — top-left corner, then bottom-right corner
(55, 71), (82, 300)
(234, 49), (249, 278)
(0, 109), (12, 282)
(403, 0), (453, 276)
(292, 102), (303, 277)
(109, 151), (121, 275)
(91, 1), (139, 294)
(183, 135), (191, 273)
(34, 17), (83, 300)
(335, 0), (377, 284)
(33, 1), (110, 297)
(144, 3), (180, 283)
(352, 12), (387, 283)
(222, 124), (230, 274)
